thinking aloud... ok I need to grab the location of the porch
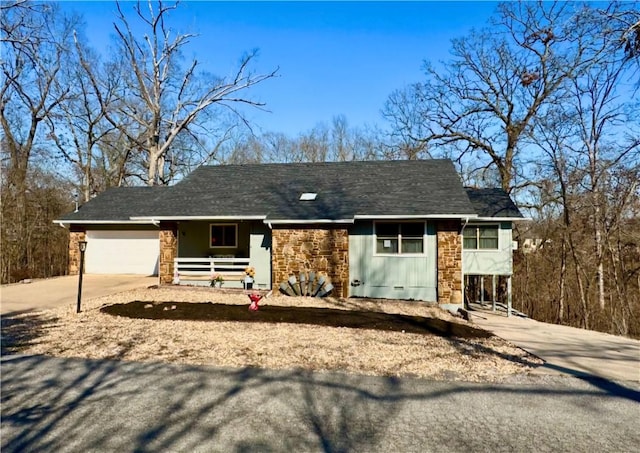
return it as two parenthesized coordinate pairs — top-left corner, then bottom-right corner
(173, 257), (252, 288)
(163, 220), (272, 289)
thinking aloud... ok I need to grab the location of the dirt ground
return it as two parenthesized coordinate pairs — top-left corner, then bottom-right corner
(102, 301), (492, 338)
(4, 286), (543, 382)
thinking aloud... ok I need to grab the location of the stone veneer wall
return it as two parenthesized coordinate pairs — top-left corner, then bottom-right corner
(436, 219), (462, 304)
(68, 228), (86, 275)
(159, 222), (178, 285)
(271, 227), (349, 298)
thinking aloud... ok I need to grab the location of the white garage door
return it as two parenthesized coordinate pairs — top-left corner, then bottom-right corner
(85, 230), (159, 275)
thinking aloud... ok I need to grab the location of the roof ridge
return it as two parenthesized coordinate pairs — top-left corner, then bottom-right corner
(198, 158), (453, 169)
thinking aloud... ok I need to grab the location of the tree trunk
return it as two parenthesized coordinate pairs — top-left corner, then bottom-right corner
(594, 203), (605, 311)
(559, 236), (567, 322)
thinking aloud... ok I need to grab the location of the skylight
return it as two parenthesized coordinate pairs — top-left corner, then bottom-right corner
(300, 192), (317, 201)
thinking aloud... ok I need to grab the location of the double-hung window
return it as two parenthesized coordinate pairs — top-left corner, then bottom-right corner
(210, 224), (237, 248)
(375, 222), (425, 255)
(463, 225), (499, 250)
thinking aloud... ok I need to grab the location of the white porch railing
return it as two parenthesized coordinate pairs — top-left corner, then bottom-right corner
(173, 257), (250, 283)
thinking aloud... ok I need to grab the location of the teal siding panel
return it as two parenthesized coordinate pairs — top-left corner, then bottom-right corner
(250, 223), (272, 289)
(349, 221), (437, 301)
(463, 222), (513, 275)
(348, 222), (371, 298)
(178, 221), (251, 258)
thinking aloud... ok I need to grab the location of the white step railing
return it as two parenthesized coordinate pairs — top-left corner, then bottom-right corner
(173, 257), (250, 283)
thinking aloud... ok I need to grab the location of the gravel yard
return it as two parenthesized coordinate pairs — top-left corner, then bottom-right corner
(6, 286), (542, 382)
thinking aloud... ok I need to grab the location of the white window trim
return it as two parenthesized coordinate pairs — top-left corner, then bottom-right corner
(373, 220), (427, 256)
(463, 223), (500, 251)
(209, 223), (238, 249)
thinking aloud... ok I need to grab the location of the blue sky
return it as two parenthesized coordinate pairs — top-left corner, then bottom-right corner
(60, 1), (500, 135)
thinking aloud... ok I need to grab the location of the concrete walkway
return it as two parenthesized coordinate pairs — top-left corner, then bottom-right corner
(472, 309), (640, 382)
(0, 275), (157, 315)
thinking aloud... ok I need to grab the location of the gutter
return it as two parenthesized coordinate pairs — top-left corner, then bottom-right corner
(130, 215), (267, 221)
(52, 220), (157, 226)
(460, 216), (470, 309)
(264, 219), (355, 225)
(354, 214), (478, 220)
(475, 216), (531, 222)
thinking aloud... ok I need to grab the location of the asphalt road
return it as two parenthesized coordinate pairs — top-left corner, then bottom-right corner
(2, 355), (639, 453)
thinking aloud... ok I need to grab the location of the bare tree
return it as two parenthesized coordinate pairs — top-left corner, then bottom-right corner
(383, 1), (602, 192)
(1, 1), (78, 277)
(604, 4), (640, 62)
(218, 116), (385, 164)
(520, 3), (640, 332)
(79, 0), (278, 186)
(44, 36), (126, 201)
(570, 59), (639, 312)
(381, 87), (431, 160)
(1, 1), (77, 193)
(381, 1), (639, 335)
(544, 5), (638, 316)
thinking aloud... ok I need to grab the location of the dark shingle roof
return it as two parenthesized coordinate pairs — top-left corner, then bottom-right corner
(58, 161), (522, 222)
(465, 188), (523, 218)
(143, 159), (476, 220)
(58, 187), (166, 221)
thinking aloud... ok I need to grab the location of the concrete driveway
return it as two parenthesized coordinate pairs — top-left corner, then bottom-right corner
(0, 275), (157, 314)
(472, 309), (640, 382)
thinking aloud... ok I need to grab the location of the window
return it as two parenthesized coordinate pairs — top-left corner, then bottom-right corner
(463, 225), (499, 250)
(375, 222), (425, 254)
(210, 224), (237, 248)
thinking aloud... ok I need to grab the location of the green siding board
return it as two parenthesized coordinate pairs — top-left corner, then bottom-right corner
(349, 221), (437, 301)
(463, 222), (513, 275)
(249, 223), (272, 289)
(178, 221), (251, 258)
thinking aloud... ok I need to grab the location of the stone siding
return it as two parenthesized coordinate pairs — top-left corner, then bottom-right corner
(272, 227), (349, 298)
(159, 222), (178, 285)
(437, 220), (462, 304)
(68, 228), (86, 275)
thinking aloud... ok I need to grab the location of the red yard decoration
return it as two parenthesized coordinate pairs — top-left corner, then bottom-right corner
(247, 290), (272, 311)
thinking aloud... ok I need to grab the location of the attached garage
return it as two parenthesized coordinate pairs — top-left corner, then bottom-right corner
(85, 230), (159, 275)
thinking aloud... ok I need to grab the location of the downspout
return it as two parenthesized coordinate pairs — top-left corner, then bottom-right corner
(460, 217), (470, 309)
(148, 218), (162, 287)
(264, 220), (273, 290)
